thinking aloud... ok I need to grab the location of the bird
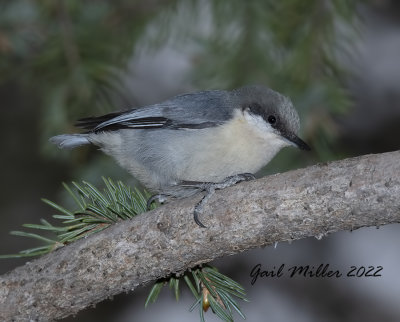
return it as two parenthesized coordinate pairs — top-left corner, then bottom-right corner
(50, 85), (310, 227)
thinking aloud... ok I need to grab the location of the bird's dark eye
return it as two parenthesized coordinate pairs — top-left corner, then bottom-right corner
(267, 115), (276, 124)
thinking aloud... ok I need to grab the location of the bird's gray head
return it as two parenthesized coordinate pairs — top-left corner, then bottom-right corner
(232, 85), (310, 150)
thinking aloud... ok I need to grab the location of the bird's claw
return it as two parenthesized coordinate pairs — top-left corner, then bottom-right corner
(147, 173), (256, 227)
(238, 173), (256, 181)
(191, 172), (256, 228)
(146, 194), (168, 210)
(193, 206), (207, 228)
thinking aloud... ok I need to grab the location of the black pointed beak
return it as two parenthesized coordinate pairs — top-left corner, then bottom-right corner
(283, 133), (311, 151)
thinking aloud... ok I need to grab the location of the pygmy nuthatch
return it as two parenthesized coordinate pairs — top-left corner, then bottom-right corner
(51, 85), (310, 226)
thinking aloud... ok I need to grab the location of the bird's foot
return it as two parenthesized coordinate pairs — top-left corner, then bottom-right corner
(147, 194), (169, 211)
(184, 173), (256, 228)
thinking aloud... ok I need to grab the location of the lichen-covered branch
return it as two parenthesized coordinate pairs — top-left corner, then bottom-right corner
(1, 151), (400, 321)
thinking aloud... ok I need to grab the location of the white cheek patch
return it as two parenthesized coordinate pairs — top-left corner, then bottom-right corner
(242, 110), (291, 148)
(243, 110), (276, 137)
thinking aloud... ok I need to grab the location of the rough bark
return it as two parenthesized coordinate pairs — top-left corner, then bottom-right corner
(1, 151), (400, 321)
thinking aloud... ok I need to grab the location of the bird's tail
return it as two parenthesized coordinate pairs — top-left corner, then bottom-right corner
(49, 134), (90, 149)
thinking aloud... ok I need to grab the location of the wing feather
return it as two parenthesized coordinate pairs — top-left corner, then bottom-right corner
(76, 90), (234, 132)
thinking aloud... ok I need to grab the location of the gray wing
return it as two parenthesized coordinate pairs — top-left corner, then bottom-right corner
(76, 90), (235, 132)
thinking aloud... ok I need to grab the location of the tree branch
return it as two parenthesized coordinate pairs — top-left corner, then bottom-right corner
(1, 151), (400, 321)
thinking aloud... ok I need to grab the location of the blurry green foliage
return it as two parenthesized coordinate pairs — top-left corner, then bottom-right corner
(0, 0), (176, 157)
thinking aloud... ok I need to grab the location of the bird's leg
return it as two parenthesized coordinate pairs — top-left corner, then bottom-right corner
(193, 185), (215, 228)
(147, 194), (169, 211)
(181, 173), (256, 228)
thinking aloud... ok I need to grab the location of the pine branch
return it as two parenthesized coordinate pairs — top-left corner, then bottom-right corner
(0, 178), (150, 258)
(145, 265), (247, 322)
(0, 179), (247, 321)
(1, 151), (400, 321)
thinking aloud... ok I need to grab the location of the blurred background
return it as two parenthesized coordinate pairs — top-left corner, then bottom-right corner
(1, 0), (400, 321)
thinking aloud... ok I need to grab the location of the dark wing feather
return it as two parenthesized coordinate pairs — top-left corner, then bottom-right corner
(75, 112), (124, 130)
(76, 90), (234, 133)
(76, 112), (169, 131)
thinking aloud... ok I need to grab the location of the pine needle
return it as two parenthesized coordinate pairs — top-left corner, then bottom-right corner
(1, 177), (149, 259)
(2, 178), (248, 321)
